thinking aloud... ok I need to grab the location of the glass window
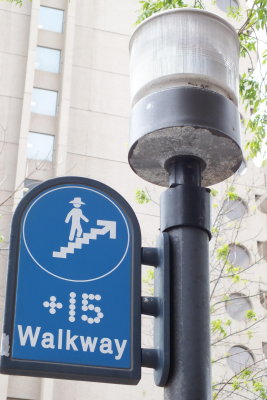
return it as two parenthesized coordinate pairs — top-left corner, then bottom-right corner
(222, 198), (247, 220)
(38, 6), (64, 33)
(260, 290), (267, 310)
(216, 0), (238, 12)
(227, 346), (254, 373)
(23, 179), (41, 196)
(236, 160), (247, 176)
(31, 88), (58, 116)
(35, 47), (61, 73)
(225, 293), (252, 321)
(27, 132), (54, 162)
(259, 197), (267, 214)
(228, 244), (250, 269)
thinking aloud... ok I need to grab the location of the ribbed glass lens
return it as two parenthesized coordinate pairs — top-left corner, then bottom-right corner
(130, 9), (239, 106)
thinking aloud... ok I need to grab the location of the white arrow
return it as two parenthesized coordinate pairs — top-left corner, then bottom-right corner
(52, 220), (117, 259)
(94, 220), (116, 239)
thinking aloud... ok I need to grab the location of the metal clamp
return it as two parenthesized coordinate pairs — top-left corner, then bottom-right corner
(160, 185), (211, 239)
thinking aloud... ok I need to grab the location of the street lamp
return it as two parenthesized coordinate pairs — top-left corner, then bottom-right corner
(128, 8), (242, 400)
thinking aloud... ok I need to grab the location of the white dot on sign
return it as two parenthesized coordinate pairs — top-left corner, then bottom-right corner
(69, 310), (75, 316)
(69, 304), (76, 310)
(81, 315), (87, 321)
(50, 296), (56, 302)
(82, 299), (88, 305)
(82, 293), (88, 299)
(95, 307), (100, 313)
(95, 294), (101, 301)
(89, 294), (95, 300)
(49, 308), (56, 315)
(43, 301), (49, 307)
(70, 292), (76, 298)
(82, 305), (88, 311)
(57, 303), (63, 309)
(69, 298), (76, 304)
(98, 312), (104, 319)
(69, 317), (75, 322)
(50, 302), (56, 308)
(88, 304), (94, 311)
(88, 318), (94, 324)
(94, 317), (100, 323)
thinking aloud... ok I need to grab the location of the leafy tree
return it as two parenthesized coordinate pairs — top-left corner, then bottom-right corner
(138, 170), (267, 399)
(209, 179), (267, 399)
(136, 0), (267, 161)
(1, 0), (23, 5)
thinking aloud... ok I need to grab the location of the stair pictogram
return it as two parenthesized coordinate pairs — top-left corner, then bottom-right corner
(52, 220), (116, 259)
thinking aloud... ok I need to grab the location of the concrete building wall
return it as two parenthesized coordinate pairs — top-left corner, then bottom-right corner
(0, 0), (266, 399)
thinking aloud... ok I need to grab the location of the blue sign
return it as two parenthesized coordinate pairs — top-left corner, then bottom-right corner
(1, 177), (141, 384)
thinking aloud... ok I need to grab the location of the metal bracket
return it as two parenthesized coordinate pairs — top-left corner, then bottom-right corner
(141, 232), (170, 387)
(160, 184), (211, 239)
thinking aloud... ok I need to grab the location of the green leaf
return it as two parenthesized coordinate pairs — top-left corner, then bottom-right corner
(135, 189), (150, 204)
(1, 0), (23, 5)
(216, 244), (229, 261)
(210, 189), (218, 197)
(247, 330), (253, 339)
(245, 309), (257, 321)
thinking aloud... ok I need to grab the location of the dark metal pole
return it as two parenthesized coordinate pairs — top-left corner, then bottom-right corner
(162, 157), (211, 400)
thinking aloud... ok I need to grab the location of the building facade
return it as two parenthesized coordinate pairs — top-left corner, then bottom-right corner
(0, 0), (266, 399)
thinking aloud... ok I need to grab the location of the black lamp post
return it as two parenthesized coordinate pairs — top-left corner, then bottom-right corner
(128, 9), (242, 400)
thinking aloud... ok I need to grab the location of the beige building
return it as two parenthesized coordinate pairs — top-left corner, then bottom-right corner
(0, 0), (266, 399)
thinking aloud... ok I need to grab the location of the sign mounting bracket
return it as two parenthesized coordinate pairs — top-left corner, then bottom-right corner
(141, 233), (170, 387)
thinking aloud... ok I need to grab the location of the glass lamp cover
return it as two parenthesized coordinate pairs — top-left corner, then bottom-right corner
(130, 9), (239, 106)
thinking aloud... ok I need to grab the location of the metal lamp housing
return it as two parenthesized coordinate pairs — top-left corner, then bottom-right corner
(128, 9), (243, 187)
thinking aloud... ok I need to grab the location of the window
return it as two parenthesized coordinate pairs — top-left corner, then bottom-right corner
(31, 88), (58, 116)
(222, 198), (247, 220)
(27, 132), (54, 162)
(227, 346), (254, 373)
(258, 197), (267, 213)
(38, 6), (64, 33)
(260, 290), (267, 310)
(228, 244), (250, 269)
(216, 0), (238, 12)
(225, 293), (252, 321)
(35, 46), (61, 73)
(23, 179), (41, 196)
(236, 160), (247, 176)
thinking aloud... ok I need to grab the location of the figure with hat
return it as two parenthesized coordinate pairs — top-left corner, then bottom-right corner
(65, 197), (89, 241)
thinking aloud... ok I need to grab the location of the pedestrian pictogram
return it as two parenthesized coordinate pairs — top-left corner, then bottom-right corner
(52, 219), (116, 259)
(65, 197), (89, 241)
(22, 184), (129, 282)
